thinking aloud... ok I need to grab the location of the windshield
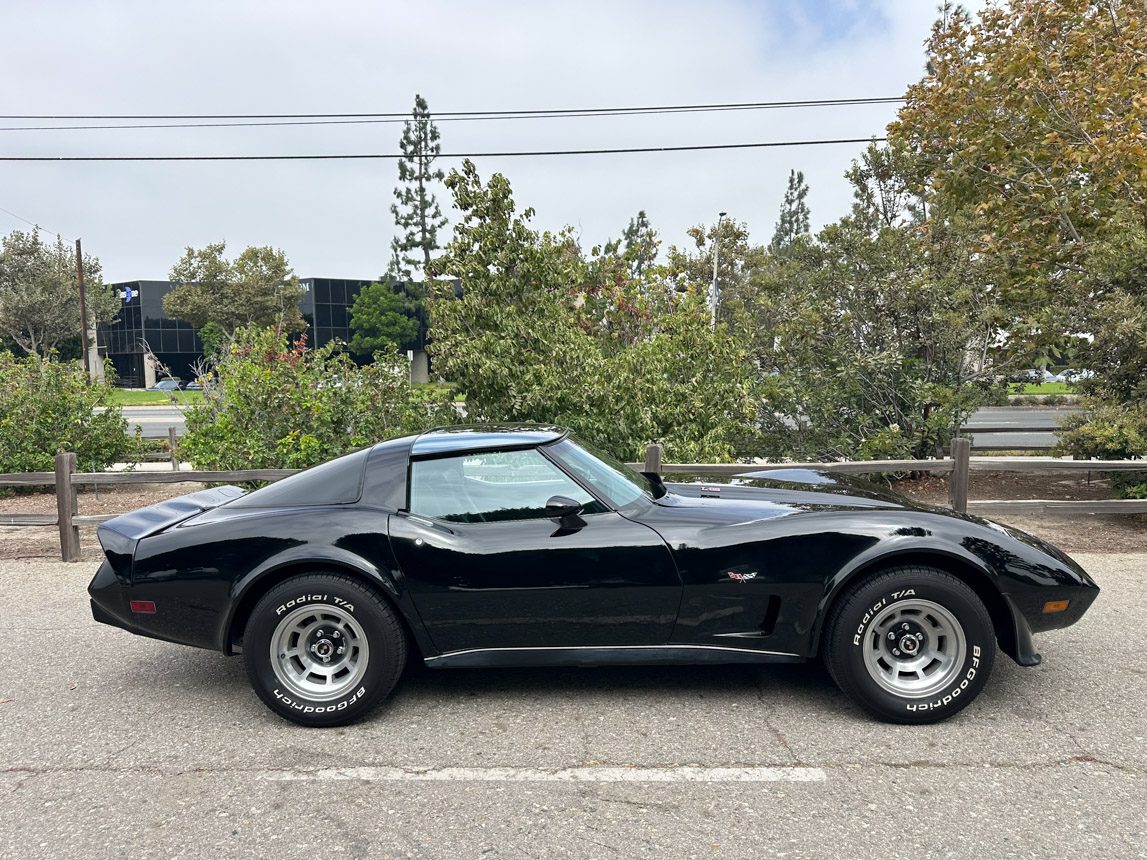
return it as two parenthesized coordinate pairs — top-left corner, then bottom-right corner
(547, 437), (653, 510)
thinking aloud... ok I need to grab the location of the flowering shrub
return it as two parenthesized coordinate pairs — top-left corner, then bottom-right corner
(178, 326), (457, 470)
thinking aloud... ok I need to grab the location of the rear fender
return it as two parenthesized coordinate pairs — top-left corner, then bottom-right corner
(97, 485), (247, 583)
(219, 544), (434, 657)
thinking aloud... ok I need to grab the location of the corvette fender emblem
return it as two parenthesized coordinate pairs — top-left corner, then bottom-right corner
(727, 571), (758, 583)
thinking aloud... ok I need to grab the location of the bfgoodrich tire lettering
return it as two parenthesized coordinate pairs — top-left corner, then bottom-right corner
(824, 566), (995, 724)
(243, 573), (407, 727)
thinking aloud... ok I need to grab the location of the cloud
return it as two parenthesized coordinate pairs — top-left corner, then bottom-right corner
(0, 0), (941, 282)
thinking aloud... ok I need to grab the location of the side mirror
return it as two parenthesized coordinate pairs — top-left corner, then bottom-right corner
(545, 495), (584, 519)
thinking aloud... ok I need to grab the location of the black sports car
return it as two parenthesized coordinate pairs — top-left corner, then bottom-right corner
(89, 425), (1099, 726)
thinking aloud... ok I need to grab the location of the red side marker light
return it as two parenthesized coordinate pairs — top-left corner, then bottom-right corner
(1043, 599), (1070, 614)
(129, 600), (157, 614)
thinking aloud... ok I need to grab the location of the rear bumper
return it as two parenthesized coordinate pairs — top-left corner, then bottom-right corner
(88, 559), (135, 633)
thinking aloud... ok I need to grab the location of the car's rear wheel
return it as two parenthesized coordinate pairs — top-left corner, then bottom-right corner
(243, 573), (406, 727)
(824, 566), (995, 724)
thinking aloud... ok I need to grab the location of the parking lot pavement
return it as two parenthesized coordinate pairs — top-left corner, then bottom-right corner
(1, 555), (1144, 860)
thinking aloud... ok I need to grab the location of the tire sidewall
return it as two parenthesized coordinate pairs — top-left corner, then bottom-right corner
(245, 578), (399, 727)
(835, 573), (994, 723)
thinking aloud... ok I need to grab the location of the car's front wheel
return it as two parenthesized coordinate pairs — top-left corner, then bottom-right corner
(824, 566), (995, 724)
(243, 573), (407, 727)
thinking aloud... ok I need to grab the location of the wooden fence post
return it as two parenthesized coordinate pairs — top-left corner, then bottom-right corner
(55, 451), (80, 562)
(643, 443), (663, 474)
(168, 426), (180, 470)
(948, 437), (971, 514)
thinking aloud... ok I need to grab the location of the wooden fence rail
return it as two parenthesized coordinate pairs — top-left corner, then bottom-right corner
(1, 443), (1144, 562)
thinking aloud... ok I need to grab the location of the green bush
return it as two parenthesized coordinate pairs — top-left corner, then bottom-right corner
(178, 326), (457, 470)
(1056, 404), (1147, 498)
(0, 353), (141, 474)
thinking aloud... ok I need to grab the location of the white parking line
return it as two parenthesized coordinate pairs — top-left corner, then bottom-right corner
(259, 766), (826, 783)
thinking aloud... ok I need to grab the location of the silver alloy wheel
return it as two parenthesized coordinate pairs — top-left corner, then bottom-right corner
(861, 599), (966, 699)
(269, 605), (370, 702)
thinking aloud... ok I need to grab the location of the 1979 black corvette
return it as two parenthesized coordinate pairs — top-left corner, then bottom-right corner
(89, 425), (1098, 727)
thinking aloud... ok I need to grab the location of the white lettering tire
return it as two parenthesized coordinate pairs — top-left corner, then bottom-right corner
(824, 566), (995, 724)
(244, 573), (407, 727)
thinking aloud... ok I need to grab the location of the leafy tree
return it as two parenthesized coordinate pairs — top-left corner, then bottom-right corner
(665, 216), (761, 330)
(195, 322), (229, 361)
(179, 326), (456, 470)
(768, 169), (811, 256)
(0, 353), (141, 474)
(163, 242), (305, 337)
(348, 281), (420, 356)
(390, 94), (448, 279)
(0, 230), (118, 357)
(1056, 212), (1147, 493)
(889, 0), (1147, 344)
(426, 160), (592, 426)
(427, 160), (755, 461)
(752, 144), (996, 460)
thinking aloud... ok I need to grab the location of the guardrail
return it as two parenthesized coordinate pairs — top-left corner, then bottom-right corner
(1, 441), (1145, 562)
(632, 438), (1147, 517)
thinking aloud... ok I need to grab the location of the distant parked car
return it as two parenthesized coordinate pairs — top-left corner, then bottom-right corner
(148, 379), (184, 391)
(184, 380), (204, 391)
(1056, 368), (1094, 383)
(1014, 368), (1057, 383)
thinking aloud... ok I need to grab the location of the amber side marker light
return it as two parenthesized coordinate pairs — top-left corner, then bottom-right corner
(1043, 599), (1071, 614)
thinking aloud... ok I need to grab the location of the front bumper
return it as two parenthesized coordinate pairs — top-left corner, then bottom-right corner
(1002, 582), (1100, 667)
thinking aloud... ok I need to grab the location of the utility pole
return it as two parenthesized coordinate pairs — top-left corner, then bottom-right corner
(75, 238), (91, 379)
(709, 212), (726, 330)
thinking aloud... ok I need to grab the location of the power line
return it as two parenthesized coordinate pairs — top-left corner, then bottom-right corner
(0, 96), (905, 125)
(0, 203), (72, 240)
(0, 137), (888, 162)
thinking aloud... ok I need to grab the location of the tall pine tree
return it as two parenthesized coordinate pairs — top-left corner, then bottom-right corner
(621, 210), (658, 277)
(389, 94), (448, 279)
(769, 169), (811, 256)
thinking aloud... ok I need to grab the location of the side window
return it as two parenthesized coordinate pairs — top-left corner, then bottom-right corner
(409, 449), (604, 523)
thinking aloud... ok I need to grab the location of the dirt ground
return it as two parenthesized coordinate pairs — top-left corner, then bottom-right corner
(1, 472), (1144, 561)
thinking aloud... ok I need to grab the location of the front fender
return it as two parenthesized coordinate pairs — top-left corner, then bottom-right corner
(805, 534), (1003, 659)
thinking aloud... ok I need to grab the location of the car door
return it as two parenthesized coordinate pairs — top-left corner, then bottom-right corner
(388, 446), (681, 654)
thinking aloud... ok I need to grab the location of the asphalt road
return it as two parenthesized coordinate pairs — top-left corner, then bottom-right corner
(962, 405), (1084, 450)
(121, 405), (190, 437)
(125, 404), (1085, 451)
(2, 554), (1143, 859)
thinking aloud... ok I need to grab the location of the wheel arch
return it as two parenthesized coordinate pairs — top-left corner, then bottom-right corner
(808, 548), (1017, 662)
(221, 556), (430, 659)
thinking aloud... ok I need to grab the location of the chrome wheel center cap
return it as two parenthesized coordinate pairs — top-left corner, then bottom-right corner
(899, 635), (919, 654)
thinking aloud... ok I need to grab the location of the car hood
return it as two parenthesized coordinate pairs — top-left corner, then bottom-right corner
(663, 469), (925, 518)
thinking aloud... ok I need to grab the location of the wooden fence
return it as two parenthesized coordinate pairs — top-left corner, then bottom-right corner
(1, 440), (1145, 562)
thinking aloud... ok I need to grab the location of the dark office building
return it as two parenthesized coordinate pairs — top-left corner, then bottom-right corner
(299, 277), (374, 347)
(97, 277), (427, 387)
(98, 280), (203, 386)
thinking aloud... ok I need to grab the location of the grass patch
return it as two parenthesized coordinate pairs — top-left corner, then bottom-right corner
(1007, 381), (1075, 395)
(108, 389), (205, 406)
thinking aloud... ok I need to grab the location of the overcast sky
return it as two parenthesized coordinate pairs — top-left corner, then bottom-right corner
(0, 0), (949, 283)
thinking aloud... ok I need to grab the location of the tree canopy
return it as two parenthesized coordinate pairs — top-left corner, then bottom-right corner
(348, 281), (420, 357)
(889, 0), (1147, 347)
(163, 241), (305, 336)
(427, 160), (754, 462)
(0, 230), (117, 357)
